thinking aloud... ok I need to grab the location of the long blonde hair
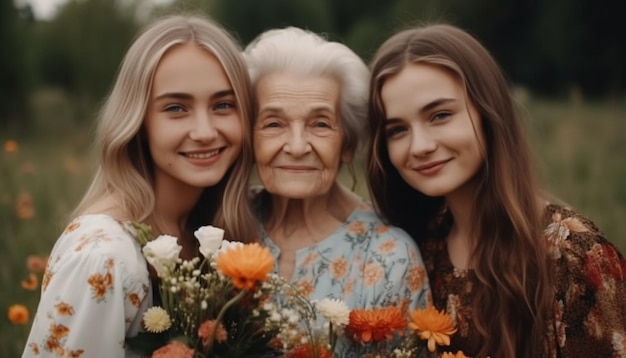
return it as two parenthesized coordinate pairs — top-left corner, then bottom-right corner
(73, 15), (256, 242)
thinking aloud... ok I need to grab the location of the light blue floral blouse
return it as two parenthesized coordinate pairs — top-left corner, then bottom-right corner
(255, 193), (432, 356)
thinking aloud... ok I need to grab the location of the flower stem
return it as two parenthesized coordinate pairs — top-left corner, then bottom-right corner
(205, 289), (247, 354)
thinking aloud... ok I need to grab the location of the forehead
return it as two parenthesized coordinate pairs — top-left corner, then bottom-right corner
(255, 72), (340, 110)
(381, 63), (464, 114)
(152, 43), (231, 94)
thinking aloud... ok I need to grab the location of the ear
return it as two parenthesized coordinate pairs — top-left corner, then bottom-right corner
(341, 150), (354, 164)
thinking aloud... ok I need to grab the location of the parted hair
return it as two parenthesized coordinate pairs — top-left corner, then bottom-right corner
(73, 14), (256, 242)
(367, 24), (553, 358)
(243, 27), (369, 157)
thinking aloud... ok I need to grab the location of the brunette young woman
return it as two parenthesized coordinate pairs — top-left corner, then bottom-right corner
(367, 24), (626, 358)
(23, 15), (256, 357)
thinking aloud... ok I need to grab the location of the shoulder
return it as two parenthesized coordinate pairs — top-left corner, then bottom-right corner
(544, 204), (625, 287)
(544, 204), (617, 255)
(347, 204), (420, 255)
(47, 215), (146, 276)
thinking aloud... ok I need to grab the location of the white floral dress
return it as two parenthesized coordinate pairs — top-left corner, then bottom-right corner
(23, 215), (152, 358)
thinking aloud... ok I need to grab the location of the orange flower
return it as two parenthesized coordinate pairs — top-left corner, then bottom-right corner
(441, 351), (471, 358)
(55, 302), (74, 316)
(151, 340), (194, 358)
(8, 304), (29, 324)
(16, 192), (34, 219)
(331, 257), (349, 279)
(27, 255), (47, 273)
(408, 306), (457, 352)
(4, 140), (18, 153)
(216, 243), (274, 290)
(21, 273), (39, 290)
(286, 344), (332, 358)
(198, 320), (228, 346)
(346, 306), (407, 343)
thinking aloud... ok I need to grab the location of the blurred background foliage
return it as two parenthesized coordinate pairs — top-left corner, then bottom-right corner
(1, 0), (625, 354)
(2, 0), (625, 134)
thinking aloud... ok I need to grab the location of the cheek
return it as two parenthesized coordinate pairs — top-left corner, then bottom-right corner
(386, 141), (406, 169)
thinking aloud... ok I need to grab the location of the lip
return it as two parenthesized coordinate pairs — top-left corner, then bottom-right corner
(414, 159), (451, 176)
(276, 165), (318, 172)
(180, 147), (224, 165)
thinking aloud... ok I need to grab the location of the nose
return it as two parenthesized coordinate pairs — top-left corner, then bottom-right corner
(189, 111), (218, 142)
(284, 124), (311, 157)
(409, 126), (437, 157)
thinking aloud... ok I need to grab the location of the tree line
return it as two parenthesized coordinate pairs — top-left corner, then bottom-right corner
(2, 0), (624, 130)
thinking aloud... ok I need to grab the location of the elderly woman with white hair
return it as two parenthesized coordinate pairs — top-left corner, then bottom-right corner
(244, 28), (431, 355)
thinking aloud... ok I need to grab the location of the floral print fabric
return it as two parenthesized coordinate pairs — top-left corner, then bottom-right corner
(23, 215), (152, 358)
(255, 194), (431, 356)
(422, 204), (626, 357)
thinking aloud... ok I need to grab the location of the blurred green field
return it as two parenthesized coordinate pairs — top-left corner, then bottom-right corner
(1, 89), (625, 356)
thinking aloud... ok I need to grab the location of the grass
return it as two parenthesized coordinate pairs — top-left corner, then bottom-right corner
(1, 90), (625, 357)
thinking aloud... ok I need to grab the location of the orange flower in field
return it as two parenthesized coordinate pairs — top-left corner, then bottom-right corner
(408, 306), (457, 352)
(442, 351), (471, 358)
(8, 304), (29, 324)
(16, 192), (35, 219)
(286, 344), (332, 358)
(4, 139), (18, 153)
(216, 243), (274, 290)
(198, 320), (228, 346)
(152, 340), (194, 358)
(346, 306), (407, 343)
(21, 273), (39, 290)
(27, 255), (47, 273)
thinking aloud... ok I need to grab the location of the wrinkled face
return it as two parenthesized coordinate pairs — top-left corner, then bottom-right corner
(253, 72), (348, 199)
(145, 44), (243, 193)
(381, 63), (485, 198)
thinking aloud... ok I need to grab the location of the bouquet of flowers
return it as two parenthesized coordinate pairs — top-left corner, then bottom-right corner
(127, 223), (317, 358)
(287, 298), (469, 358)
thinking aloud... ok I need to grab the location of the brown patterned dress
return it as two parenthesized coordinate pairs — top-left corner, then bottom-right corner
(421, 204), (626, 357)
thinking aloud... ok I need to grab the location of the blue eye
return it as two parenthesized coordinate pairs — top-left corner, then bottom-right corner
(385, 126), (407, 138)
(165, 104), (185, 113)
(432, 112), (450, 121)
(214, 102), (235, 110)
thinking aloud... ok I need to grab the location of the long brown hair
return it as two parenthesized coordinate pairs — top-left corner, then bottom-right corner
(367, 24), (553, 358)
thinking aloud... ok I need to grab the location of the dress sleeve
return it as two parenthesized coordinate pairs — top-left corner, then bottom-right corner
(22, 223), (150, 357)
(546, 209), (626, 357)
(370, 224), (432, 312)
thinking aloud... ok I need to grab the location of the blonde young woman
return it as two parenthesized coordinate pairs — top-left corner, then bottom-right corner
(367, 24), (626, 358)
(23, 15), (256, 357)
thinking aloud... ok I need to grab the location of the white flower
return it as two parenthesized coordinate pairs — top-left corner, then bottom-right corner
(142, 235), (181, 278)
(143, 306), (172, 333)
(194, 225), (224, 257)
(315, 298), (350, 327)
(218, 240), (244, 254)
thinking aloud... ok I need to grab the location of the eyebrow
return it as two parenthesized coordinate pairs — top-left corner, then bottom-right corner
(385, 97), (456, 122)
(153, 89), (235, 102)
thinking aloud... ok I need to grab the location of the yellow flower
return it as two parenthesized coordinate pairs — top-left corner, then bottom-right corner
(8, 304), (29, 324)
(408, 306), (457, 352)
(143, 306), (172, 333)
(216, 243), (274, 290)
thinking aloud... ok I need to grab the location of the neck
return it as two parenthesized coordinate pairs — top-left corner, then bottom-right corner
(444, 180), (478, 270)
(153, 178), (204, 241)
(265, 183), (359, 244)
